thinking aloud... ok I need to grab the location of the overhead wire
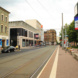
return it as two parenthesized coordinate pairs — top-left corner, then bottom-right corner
(36, 0), (53, 18)
(24, 0), (42, 19)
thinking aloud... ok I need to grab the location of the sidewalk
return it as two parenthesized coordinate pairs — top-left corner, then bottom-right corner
(56, 47), (78, 78)
(37, 46), (78, 78)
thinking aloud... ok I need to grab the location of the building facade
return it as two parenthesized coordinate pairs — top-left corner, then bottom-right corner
(44, 29), (56, 45)
(26, 19), (44, 45)
(9, 21), (41, 48)
(0, 7), (10, 48)
(57, 36), (60, 43)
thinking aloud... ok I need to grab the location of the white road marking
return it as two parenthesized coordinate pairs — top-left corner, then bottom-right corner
(49, 46), (59, 78)
(37, 46), (58, 78)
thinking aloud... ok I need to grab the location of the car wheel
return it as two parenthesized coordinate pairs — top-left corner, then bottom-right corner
(8, 50), (10, 53)
(13, 49), (15, 52)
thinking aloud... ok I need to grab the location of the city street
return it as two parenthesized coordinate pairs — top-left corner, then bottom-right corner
(0, 1), (78, 78)
(0, 45), (57, 78)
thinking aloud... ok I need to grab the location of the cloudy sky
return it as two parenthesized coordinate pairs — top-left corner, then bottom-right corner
(0, 0), (78, 36)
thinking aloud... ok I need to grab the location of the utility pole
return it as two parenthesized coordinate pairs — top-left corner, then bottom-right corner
(62, 13), (64, 48)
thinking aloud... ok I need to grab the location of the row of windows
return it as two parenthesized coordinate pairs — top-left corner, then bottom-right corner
(1, 25), (7, 33)
(1, 14), (8, 22)
(10, 28), (39, 39)
(10, 28), (27, 37)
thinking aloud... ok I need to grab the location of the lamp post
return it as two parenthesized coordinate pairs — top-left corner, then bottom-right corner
(62, 13), (64, 48)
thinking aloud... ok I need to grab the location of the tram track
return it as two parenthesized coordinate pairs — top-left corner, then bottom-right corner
(0, 47), (47, 64)
(30, 46), (57, 78)
(0, 46), (57, 78)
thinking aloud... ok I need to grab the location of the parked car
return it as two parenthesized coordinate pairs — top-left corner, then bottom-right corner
(1, 46), (15, 53)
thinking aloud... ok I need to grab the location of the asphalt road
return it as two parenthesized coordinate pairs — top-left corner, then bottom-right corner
(0, 45), (57, 78)
(0, 46), (44, 58)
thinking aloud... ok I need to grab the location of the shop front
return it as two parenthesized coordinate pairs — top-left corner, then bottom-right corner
(0, 39), (9, 48)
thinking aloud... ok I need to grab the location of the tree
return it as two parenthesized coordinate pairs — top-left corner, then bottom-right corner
(67, 21), (77, 43)
(59, 20), (78, 46)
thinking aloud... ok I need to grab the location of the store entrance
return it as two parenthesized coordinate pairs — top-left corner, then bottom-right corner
(2, 40), (5, 48)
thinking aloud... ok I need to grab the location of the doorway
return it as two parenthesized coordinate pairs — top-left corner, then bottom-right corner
(2, 40), (5, 48)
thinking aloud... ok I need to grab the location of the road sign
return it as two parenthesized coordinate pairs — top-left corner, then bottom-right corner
(74, 3), (78, 16)
(74, 16), (78, 30)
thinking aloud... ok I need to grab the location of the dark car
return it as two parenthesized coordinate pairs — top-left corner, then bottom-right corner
(1, 46), (15, 53)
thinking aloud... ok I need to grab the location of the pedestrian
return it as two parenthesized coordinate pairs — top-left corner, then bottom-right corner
(19, 45), (20, 50)
(16, 45), (18, 50)
(30, 44), (31, 46)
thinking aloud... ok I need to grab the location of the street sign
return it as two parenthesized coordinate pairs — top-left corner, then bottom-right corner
(74, 16), (78, 30)
(74, 3), (78, 16)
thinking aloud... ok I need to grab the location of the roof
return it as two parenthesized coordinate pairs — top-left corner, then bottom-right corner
(0, 6), (10, 13)
(9, 21), (37, 30)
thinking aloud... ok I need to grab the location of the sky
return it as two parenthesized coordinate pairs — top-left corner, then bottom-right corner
(0, 0), (78, 36)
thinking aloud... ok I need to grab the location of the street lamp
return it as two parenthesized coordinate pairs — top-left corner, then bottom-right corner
(62, 13), (64, 48)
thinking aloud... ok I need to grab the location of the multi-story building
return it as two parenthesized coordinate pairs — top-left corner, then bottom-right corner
(9, 21), (41, 48)
(0, 7), (10, 48)
(26, 19), (44, 45)
(44, 29), (56, 45)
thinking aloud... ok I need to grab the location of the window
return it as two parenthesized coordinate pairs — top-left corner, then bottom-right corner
(25, 30), (27, 37)
(22, 39), (25, 47)
(1, 15), (4, 21)
(29, 31), (33, 38)
(5, 17), (7, 22)
(1, 25), (3, 33)
(5, 27), (7, 33)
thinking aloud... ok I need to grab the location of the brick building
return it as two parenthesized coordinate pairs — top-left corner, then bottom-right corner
(44, 29), (56, 45)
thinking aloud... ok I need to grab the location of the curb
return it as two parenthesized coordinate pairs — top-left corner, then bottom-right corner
(68, 49), (78, 61)
(37, 46), (58, 78)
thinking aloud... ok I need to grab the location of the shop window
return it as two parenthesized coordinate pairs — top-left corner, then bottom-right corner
(22, 39), (25, 47)
(26, 40), (29, 46)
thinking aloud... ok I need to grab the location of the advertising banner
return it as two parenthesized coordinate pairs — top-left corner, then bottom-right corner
(74, 16), (78, 30)
(34, 34), (39, 39)
(0, 39), (2, 47)
(6, 39), (9, 46)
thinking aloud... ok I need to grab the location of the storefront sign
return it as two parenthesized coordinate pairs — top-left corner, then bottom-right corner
(34, 34), (39, 39)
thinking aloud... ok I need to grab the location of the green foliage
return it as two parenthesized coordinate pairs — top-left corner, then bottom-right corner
(67, 21), (77, 42)
(60, 20), (78, 43)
